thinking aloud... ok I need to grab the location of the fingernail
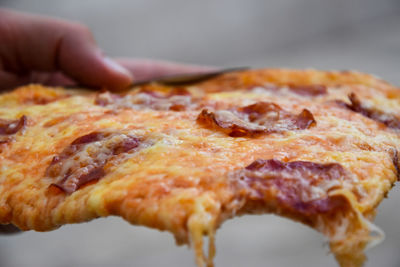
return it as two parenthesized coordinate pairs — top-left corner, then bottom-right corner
(104, 57), (133, 80)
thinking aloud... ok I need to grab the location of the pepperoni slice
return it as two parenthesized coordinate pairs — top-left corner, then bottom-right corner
(250, 84), (327, 96)
(230, 159), (350, 215)
(95, 90), (193, 111)
(0, 116), (27, 145)
(0, 116), (27, 135)
(344, 93), (400, 129)
(287, 84), (327, 96)
(390, 149), (400, 181)
(197, 102), (316, 137)
(47, 131), (142, 194)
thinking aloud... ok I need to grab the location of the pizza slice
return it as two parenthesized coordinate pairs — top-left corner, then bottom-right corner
(0, 69), (399, 267)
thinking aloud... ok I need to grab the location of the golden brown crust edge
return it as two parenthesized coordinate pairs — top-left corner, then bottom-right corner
(199, 68), (395, 92)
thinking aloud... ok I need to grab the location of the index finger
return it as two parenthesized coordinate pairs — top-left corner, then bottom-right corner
(0, 224), (21, 234)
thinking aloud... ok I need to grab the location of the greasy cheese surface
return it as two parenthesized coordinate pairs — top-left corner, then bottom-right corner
(0, 69), (399, 267)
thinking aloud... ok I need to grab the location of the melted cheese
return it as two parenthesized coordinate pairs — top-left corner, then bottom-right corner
(0, 69), (398, 267)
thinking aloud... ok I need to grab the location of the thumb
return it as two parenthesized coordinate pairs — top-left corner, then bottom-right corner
(57, 25), (133, 90)
(0, 8), (133, 90)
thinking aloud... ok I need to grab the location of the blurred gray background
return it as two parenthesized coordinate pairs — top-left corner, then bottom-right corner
(0, 0), (400, 266)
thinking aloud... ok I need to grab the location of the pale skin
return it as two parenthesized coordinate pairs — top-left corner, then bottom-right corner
(0, 8), (213, 232)
(0, 8), (213, 91)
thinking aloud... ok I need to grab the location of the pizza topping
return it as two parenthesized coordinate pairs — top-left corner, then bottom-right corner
(131, 91), (192, 111)
(139, 86), (190, 98)
(251, 84), (327, 96)
(287, 84), (327, 96)
(95, 90), (193, 111)
(94, 91), (121, 106)
(231, 159), (350, 214)
(47, 131), (143, 194)
(391, 149), (400, 181)
(0, 115), (27, 144)
(344, 93), (400, 129)
(0, 116), (27, 135)
(21, 93), (67, 105)
(0, 139), (9, 145)
(197, 102), (316, 137)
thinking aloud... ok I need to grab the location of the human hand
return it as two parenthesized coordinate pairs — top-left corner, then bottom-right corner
(0, 224), (20, 234)
(0, 8), (212, 91)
